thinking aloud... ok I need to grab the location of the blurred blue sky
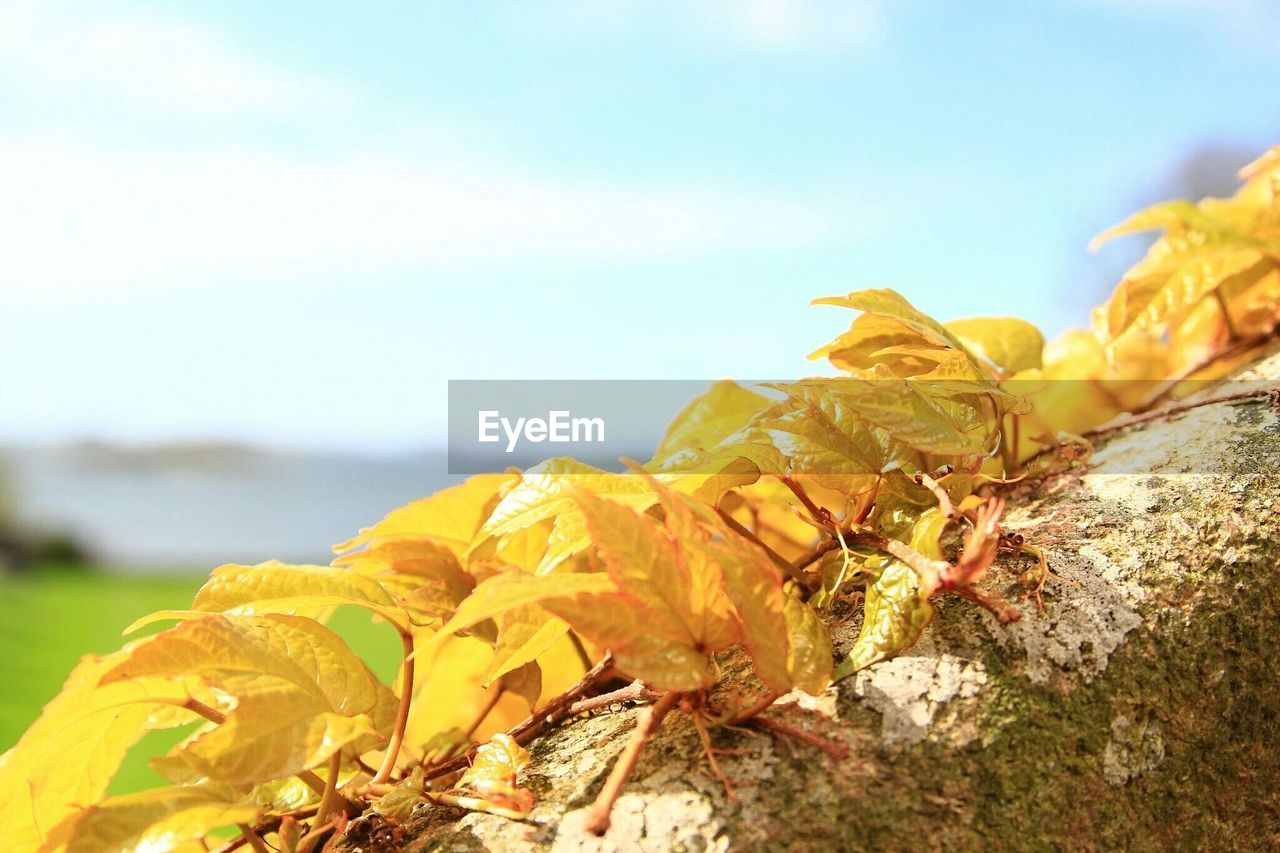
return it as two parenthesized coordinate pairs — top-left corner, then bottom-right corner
(2, 1), (1279, 450)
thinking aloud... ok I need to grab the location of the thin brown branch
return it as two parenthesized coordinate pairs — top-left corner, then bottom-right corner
(1139, 328), (1278, 410)
(584, 691), (679, 835)
(781, 475), (830, 527)
(915, 471), (954, 518)
(716, 506), (809, 584)
(748, 716), (850, 762)
(568, 631), (594, 672)
(211, 808), (319, 853)
(422, 653), (615, 783)
(234, 824), (270, 853)
(567, 680), (656, 716)
(183, 697), (226, 725)
(791, 538), (841, 573)
(464, 686), (506, 741)
(1082, 386), (1279, 440)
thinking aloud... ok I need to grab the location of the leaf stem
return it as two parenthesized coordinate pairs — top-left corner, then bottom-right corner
(715, 506), (809, 584)
(748, 715), (850, 761)
(568, 630), (594, 672)
(211, 808), (318, 853)
(308, 752), (343, 843)
(464, 686), (505, 741)
(235, 824), (270, 853)
(372, 629), (416, 784)
(781, 476), (828, 527)
(584, 691), (679, 836)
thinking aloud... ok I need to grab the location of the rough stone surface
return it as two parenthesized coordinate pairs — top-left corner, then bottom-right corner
(337, 352), (1280, 852)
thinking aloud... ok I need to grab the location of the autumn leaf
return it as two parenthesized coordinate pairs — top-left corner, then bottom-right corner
(712, 533), (831, 695)
(541, 489), (741, 691)
(472, 458), (655, 574)
(371, 766), (427, 824)
(834, 559), (934, 681)
(653, 380), (773, 463)
(335, 472), (518, 557)
(944, 317), (1045, 378)
(165, 560), (411, 630)
(100, 614), (393, 785)
(433, 733), (535, 820)
(0, 655), (215, 851)
(812, 288), (969, 354)
(482, 604), (571, 687)
(41, 781), (262, 853)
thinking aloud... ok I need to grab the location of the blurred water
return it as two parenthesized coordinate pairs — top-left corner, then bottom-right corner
(3, 444), (457, 570)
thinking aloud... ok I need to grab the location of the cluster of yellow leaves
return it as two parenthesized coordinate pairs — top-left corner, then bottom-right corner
(5, 145), (1279, 853)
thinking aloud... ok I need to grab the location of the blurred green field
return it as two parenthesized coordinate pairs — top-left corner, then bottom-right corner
(0, 564), (402, 795)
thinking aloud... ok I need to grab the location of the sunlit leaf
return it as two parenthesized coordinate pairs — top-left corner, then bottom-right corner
(0, 656), (207, 850)
(435, 733), (534, 820)
(173, 561), (410, 630)
(482, 605), (571, 687)
(834, 559), (934, 681)
(335, 472), (517, 557)
(944, 317), (1045, 377)
(41, 781), (261, 853)
(812, 288), (968, 353)
(100, 614), (393, 784)
(653, 380), (773, 462)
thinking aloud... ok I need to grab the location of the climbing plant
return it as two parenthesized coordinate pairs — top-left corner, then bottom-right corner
(3, 146), (1279, 852)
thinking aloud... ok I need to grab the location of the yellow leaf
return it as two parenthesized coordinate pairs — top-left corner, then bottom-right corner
(574, 490), (738, 653)
(163, 691), (380, 786)
(335, 472), (517, 557)
(753, 392), (894, 484)
(171, 561), (410, 630)
(472, 458), (656, 573)
(782, 594), (833, 696)
(105, 613), (385, 717)
(403, 635), (529, 756)
(908, 507), (950, 561)
(712, 536), (823, 694)
(812, 288), (966, 352)
(834, 559), (934, 680)
(808, 311), (932, 369)
(100, 614), (393, 784)
(1088, 199), (1209, 250)
(535, 490), (742, 690)
(769, 374), (986, 459)
(498, 661), (542, 711)
(0, 656), (208, 851)
(653, 380), (772, 462)
(424, 570), (618, 659)
(943, 317), (1045, 377)
(482, 605), (571, 687)
(435, 733), (534, 820)
(544, 591), (716, 691)
(41, 781), (262, 853)
(371, 765), (426, 824)
(1097, 248), (1266, 342)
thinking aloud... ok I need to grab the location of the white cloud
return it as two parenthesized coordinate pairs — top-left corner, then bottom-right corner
(0, 2), (343, 116)
(0, 135), (844, 293)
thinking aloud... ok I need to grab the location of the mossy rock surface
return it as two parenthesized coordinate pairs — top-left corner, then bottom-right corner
(337, 354), (1280, 852)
